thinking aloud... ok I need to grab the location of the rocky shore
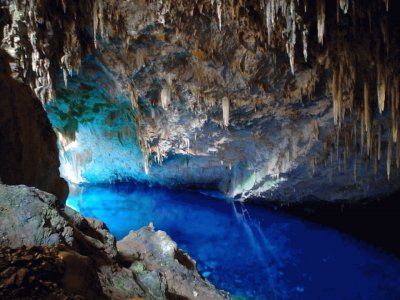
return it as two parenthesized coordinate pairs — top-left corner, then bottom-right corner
(0, 184), (229, 300)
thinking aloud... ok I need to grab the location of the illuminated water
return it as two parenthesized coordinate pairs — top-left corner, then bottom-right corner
(68, 182), (400, 300)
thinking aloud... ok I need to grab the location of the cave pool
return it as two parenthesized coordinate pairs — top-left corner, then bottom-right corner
(67, 182), (400, 300)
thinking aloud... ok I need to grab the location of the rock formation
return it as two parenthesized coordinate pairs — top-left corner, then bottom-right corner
(1, 0), (400, 202)
(0, 184), (229, 299)
(0, 50), (68, 203)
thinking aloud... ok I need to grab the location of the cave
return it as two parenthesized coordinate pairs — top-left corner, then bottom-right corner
(1, 0), (400, 299)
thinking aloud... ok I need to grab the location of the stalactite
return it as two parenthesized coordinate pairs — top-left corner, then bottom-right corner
(384, 0), (389, 11)
(374, 139), (379, 176)
(61, 0), (67, 13)
(353, 120), (357, 150)
(397, 131), (400, 169)
(264, 0), (298, 73)
(317, 0), (326, 45)
(336, 128), (340, 162)
(311, 157), (316, 176)
(367, 128), (372, 157)
(340, 0), (349, 14)
(302, 27), (308, 62)
(378, 124), (382, 161)
(332, 69), (338, 126)
(287, 0), (296, 74)
(360, 113), (365, 156)
(377, 60), (386, 114)
(160, 85), (171, 110)
(155, 146), (163, 165)
(222, 97), (230, 127)
(62, 68), (68, 87)
(1, 0), (399, 183)
(216, 0), (222, 31)
(93, 0), (99, 48)
(353, 153), (357, 182)
(129, 82), (138, 110)
(144, 158), (150, 175)
(312, 119), (320, 141)
(387, 138), (392, 179)
(391, 77), (399, 143)
(364, 82), (371, 133)
(344, 131), (350, 169)
(332, 65), (344, 128)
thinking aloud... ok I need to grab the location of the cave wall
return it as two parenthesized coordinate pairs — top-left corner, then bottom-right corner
(1, 0), (400, 201)
(0, 50), (68, 204)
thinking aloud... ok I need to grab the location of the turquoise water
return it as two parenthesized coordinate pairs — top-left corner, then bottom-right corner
(68, 182), (400, 300)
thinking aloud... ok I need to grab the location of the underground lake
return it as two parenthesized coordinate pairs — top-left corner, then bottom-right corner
(67, 182), (400, 300)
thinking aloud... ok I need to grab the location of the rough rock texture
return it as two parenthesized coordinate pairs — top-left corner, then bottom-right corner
(1, 0), (400, 202)
(0, 246), (106, 300)
(0, 185), (73, 248)
(0, 50), (68, 204)
(118, 226), (229, 300)
(0, 184), (229, 300)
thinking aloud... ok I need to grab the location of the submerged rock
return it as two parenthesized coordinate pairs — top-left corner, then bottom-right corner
(0, 184), (230, 299)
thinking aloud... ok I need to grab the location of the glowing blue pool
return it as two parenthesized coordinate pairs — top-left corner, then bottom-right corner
(67, 183), (400, 300)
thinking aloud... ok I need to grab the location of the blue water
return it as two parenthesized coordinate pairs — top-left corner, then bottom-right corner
(68, 182), (400, 300)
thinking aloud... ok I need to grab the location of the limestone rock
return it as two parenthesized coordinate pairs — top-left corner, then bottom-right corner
(0, 184), (73, 248)
(0, 50), (68, 204)
(118, 225), (230, 300)
(0, 184), (230, 299)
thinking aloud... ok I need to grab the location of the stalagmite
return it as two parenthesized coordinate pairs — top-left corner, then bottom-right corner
(222, 97), (230, 127)
(317, 0), (326, 45)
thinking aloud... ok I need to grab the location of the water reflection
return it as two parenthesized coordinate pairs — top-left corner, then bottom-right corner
(68, 182), (400, 300)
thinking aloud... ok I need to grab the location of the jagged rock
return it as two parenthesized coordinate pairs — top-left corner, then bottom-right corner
(0, 184), (73, 248)
(118, 225), (230, 300)
(0, 184), (230, 299)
